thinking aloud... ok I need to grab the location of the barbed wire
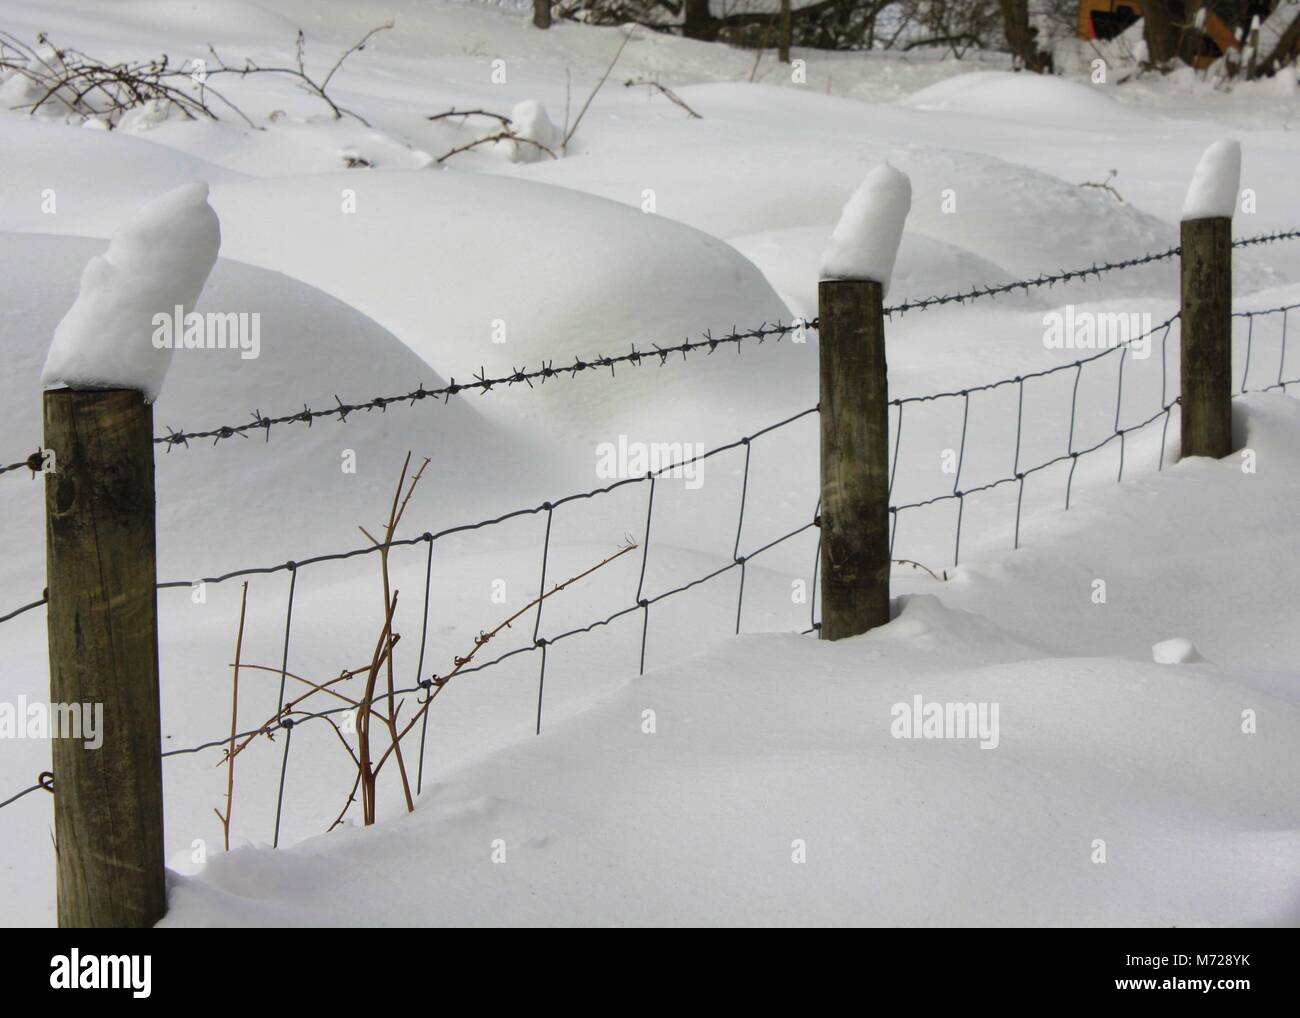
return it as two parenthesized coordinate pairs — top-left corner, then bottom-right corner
(152, 320), (808, 451)
(1231, 229), (1300, 250)
(0, 230), (1296, 476)
(1, 301), (1293, 625)
(883, 246), (1179, 317)
(881, 229), (1299, 318)
(3, 298), (1297, 821)
(0, 450), (42, 478)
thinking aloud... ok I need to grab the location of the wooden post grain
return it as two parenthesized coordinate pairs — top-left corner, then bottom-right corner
(818, 278), (891, 640)
(533, 0), (551, 29)
(1180, 216), (1233, 460)
(44, 387), (165, 928)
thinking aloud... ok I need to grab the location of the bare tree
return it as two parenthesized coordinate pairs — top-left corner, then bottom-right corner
(998, 0), (1052, 71)
(683, 0), (718, 40)
(1135, 0), (1179, 66)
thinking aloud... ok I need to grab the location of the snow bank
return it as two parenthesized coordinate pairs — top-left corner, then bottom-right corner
(0, 117), (243, 235)
(1276, 64), (1298, 97)
(41, 183), (221, 401)
(159, 589), (1300, 926)
(6, 230), (536, 582)
(201, 170), (800, 452)
(901, 71), (1147, 127)
(505, 100), (561, 163)
(820, 163), (911, 292)
(1181, 139), (1241, 221)
(731, 226), (1033, 324)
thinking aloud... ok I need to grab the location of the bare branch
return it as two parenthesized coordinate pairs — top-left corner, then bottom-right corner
(623, 76), (702, 118)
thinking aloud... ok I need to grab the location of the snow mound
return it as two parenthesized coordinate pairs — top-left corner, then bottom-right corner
(1153, 638), (1205, 664)
(505, 100), (561, 163)
(202, 170), (802, 443)
(820, 163), (912, 292)
(0, 116), (245, 235)
(1181, 139), (1241, 221)
(3, 232), (539, 585)
(898, 148), (1177, 287)
(158, 599), (1300, 926)
(902, 72), (1149, 127)
(730, 227), (1037, 323)
(41, 182), (221, 401)
(204, 170), (788, 366)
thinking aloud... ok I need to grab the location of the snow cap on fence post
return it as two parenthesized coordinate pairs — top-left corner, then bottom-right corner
(819, 162), (912, 295)
(41, 181), (222, 403)
(1180, 139), (1240, 221)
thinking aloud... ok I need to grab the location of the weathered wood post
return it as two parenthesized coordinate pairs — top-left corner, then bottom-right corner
(778, 0), (793, 64)
(1179, 215), (1233, 459)
(44, 387), (166, 927)
(533, 0), (551, 30)
(818, 278), (891, 640)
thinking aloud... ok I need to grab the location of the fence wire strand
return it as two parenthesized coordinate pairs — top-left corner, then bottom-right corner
(1, 286), (1297, 820)
(1, 230), (1296, 477)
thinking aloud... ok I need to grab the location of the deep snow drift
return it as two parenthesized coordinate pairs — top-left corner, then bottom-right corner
(162, 395), (1300, 927)
(0, 0), (1297, 927)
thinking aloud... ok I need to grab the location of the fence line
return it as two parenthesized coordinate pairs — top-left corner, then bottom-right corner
(884, 228), (1300, 316)
(3, 210), (1299, 919)
(1, 230), (1294, 477)
(0, 302), (1294, 627)
(2, 299), (1296, 827)
(0, 451), (41, 478)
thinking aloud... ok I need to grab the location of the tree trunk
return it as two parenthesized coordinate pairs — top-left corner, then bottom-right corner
(1258, 12), (1300, 78)
(533, 0), (551, 30)
(1136, 0), (1179, 65)
(683, 0), (718, 41)
(778, 0), (792, 63)
(1176, 0), (1206, 65)
(999, 0), (1048, 72)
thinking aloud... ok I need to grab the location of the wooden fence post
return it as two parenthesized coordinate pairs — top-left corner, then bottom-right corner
(44, 387), (166, 928)
(533, 0), (551, 29)
(1180, 216), (1233, 459)
(818, 278), (891, 640)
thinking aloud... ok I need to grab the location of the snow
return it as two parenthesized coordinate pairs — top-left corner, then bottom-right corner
(1152, 637), (1203, 664)
(4, 231), (533, 578)
(0, 0), (1298, 927)
(41, 183), (222, 401)
(903, 71), (1149, 127)
(504, 100), (561, 162)
(819, 163), (911, 291)
(1181, 139), (1242, 222)
(1274, 64), (1297, 97)
(158, 485), (1300, 925)
(158, 393), (1300, 927)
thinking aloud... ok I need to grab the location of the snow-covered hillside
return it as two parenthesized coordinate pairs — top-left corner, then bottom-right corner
(0, 0), (1297, 927)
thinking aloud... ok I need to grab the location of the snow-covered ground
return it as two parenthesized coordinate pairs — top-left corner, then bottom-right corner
(0, 0), (1297, 926)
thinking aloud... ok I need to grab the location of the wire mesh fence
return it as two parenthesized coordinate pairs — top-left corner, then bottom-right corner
(0, 236), (1297, 850)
